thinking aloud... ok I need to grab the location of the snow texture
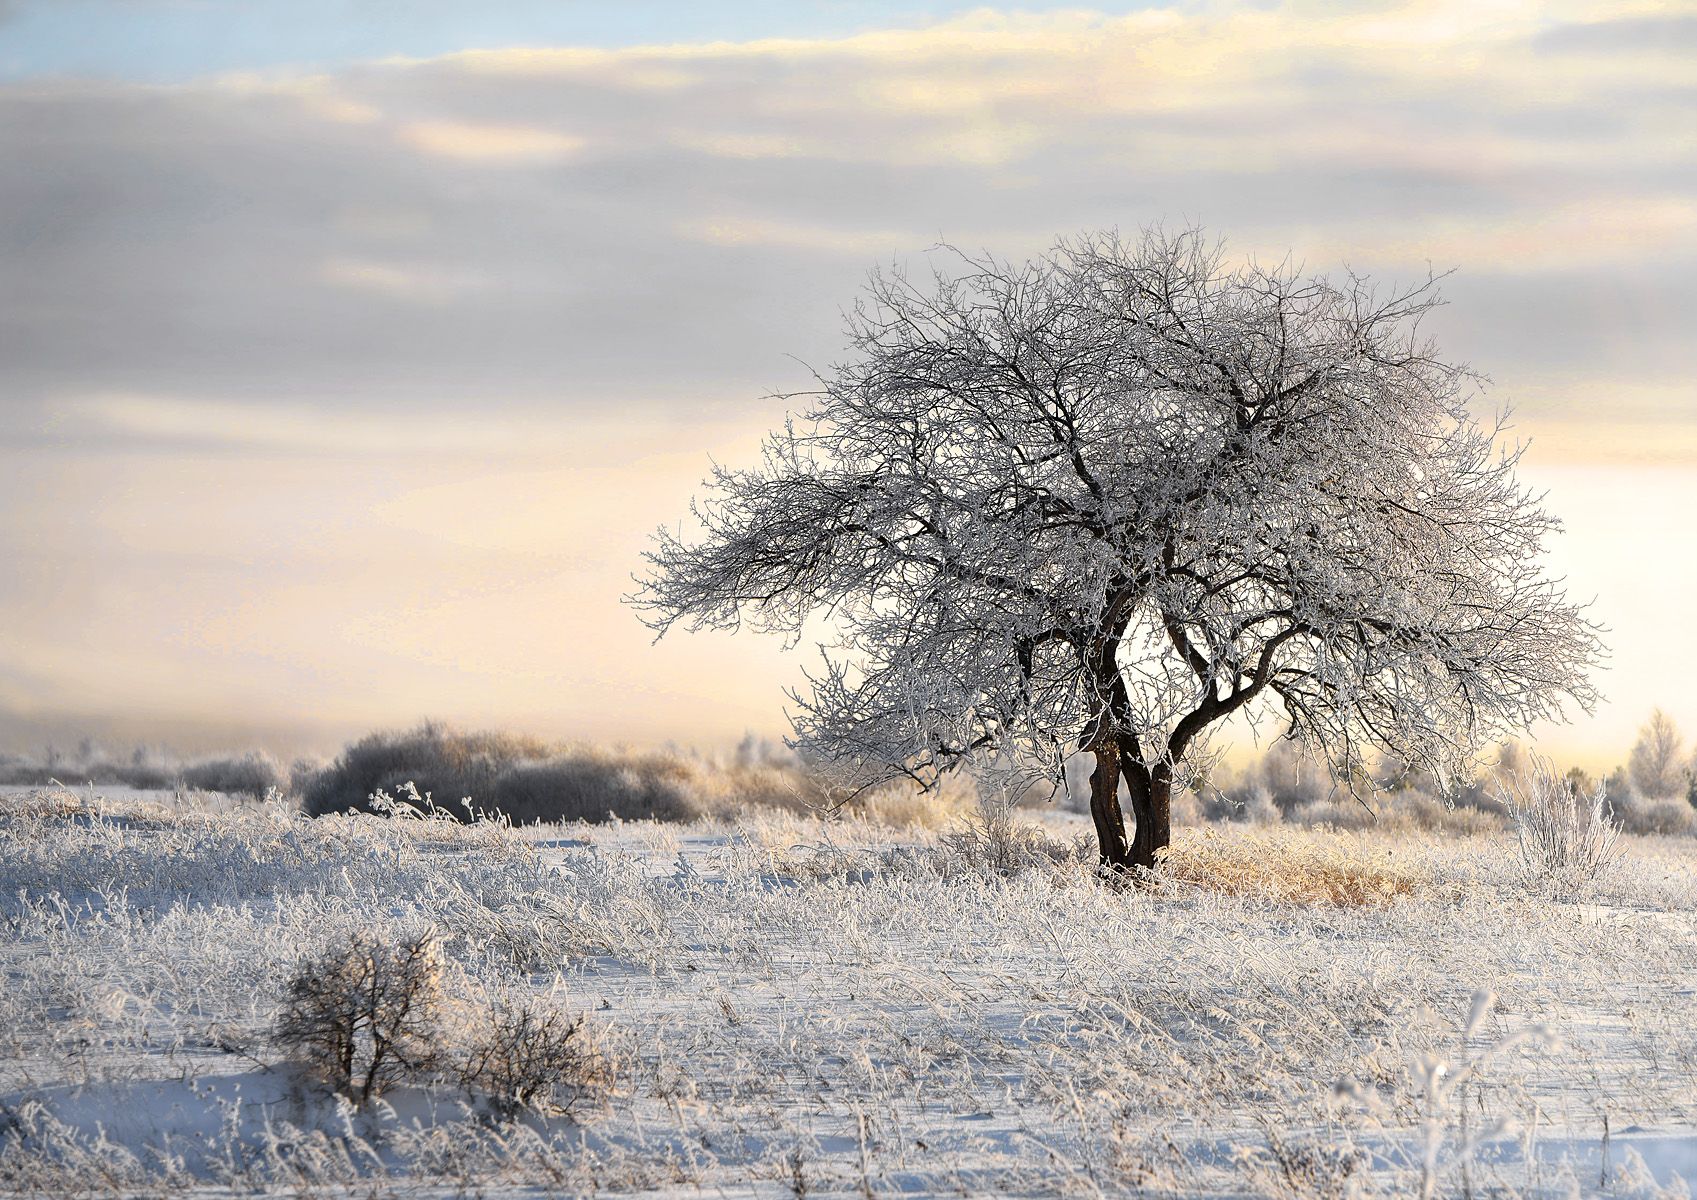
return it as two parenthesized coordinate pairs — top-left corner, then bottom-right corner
(2, 784), (1694, 1197)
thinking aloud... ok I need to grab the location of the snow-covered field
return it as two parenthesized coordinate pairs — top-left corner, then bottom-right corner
(3, 784), (1695, 1198)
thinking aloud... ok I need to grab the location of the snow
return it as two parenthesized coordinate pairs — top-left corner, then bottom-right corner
(3, 786), (1695, 1196)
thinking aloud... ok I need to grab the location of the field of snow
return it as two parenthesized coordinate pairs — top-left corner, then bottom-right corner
(2, 783), (1695, 1198)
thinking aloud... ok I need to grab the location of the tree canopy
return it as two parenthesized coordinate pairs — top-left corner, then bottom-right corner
(634, 228), (1600, 868)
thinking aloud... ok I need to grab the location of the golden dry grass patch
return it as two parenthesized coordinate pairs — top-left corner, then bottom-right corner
(844, 773), (979, 830)
(0, 783), (122, 824)
(1156, 826), (1423, 907)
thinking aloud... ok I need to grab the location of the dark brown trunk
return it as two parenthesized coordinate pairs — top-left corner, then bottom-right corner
(1088, 741), (1131, 870)
(1090, 742), (1175, 873)
(1125, 761), (1173, 870)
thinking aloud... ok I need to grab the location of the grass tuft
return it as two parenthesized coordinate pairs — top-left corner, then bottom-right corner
(1157, 827), (1422, 906)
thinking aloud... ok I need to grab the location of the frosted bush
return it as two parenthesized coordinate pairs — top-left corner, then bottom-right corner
(273, 930), (445, 1104)
(937, 787), (1085, 877)
(456, 998), (611, 1119)
(1496, 757), (1621, 897)
(179, 751), (286, 798)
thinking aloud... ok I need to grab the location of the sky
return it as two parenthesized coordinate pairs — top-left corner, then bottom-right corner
(1, 0), (1694, 767)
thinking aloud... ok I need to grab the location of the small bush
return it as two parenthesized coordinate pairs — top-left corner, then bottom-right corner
(1496, 757), (1621, 898)
(274, 930), (444, 1105)
(457, 1000), (610, 1119)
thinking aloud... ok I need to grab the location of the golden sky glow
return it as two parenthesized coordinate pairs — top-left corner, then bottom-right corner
(2, 0), (1695, 767)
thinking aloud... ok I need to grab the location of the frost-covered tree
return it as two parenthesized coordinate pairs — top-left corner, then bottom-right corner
(634, 229), (1601, 869)
(1628, 708), (1685, 799)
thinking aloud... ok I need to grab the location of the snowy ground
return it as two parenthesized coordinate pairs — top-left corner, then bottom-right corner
(2, 784), (1695, 1198)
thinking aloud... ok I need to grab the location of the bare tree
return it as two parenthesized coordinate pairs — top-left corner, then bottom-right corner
(634, 228), (1600, 870)
(1628, 708), (1685, 799)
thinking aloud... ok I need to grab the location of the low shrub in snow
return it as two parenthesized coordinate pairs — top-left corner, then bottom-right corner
(457, 998), (611, 1119)
(274, 930), (445, 1105)
(1495, 757), (1621, 898)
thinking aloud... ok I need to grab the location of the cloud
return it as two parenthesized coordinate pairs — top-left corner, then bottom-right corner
(1320, 195), (1697, 274)
(677, 214), (941, 256)
(2, 0), (1695, 753)
(0, 1), (1687, 459)
(62, 394), (548, 456)
(395, 119), (585, 163)
(1533, 12), (1697, 53)
(0, 2), (1691, 427)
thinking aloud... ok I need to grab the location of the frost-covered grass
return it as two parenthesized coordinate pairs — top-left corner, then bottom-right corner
(3, 785), (1696, 1198)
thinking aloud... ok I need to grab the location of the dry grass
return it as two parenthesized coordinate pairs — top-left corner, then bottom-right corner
(0, 785), (91, 822)
(845, 772), (978, 829)
(1157, 827), (1423, 906)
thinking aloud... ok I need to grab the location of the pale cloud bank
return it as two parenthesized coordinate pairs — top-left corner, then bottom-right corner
(4, 0), (1694, 432)
(1, 1), (1694, 756)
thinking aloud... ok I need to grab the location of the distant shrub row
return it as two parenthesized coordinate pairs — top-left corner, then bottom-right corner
(7, 719), (1695, 837)
(0, 748), (288, 798)
(298, 723), (827, 824)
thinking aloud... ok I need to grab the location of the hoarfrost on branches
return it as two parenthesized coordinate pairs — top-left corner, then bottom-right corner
(634, 227), (1601, 868)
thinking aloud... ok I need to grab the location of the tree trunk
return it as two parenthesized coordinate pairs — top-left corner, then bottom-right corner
(1125, 761), (1173, 870)
(1091, 744), (1174, 872)
(1088, 741), (1131, 869)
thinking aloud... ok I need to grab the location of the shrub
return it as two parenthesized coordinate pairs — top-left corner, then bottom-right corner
(274, 930), (444, 1104)
(1611, 791), (1697, 837)
(301, 723), (552, 817)
(302, 723), (830, 824)
(111, 759), (175, 790)
(1495, 757), (1621, 898)
(457, 1000), (610, 1119)
(179, 751), (286, 798)
(492, 753), (705, 823)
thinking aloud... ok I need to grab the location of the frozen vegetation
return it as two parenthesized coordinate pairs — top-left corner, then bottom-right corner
(3, 780), (1696, 1198)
